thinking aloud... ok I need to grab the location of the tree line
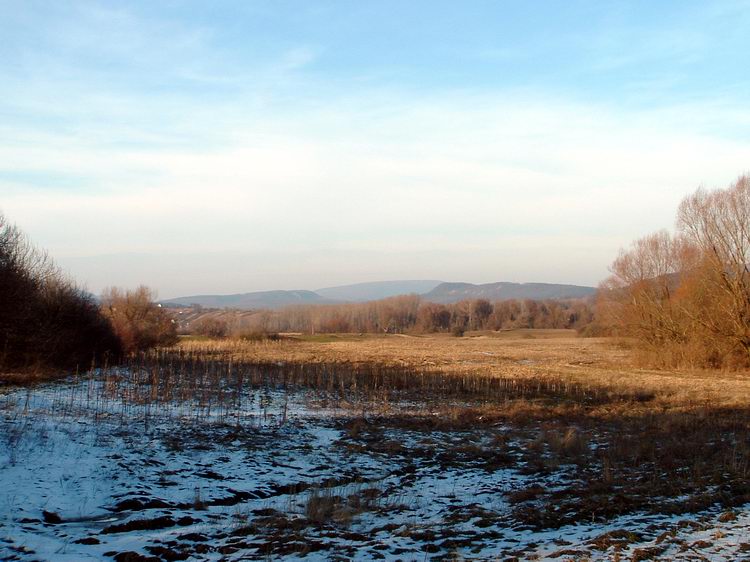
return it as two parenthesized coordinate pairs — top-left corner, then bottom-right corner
(598, 175), (750, 369)
(187, 295), (594, 337)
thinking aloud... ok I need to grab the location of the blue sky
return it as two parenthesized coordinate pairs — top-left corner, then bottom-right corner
(2, 1), (749, 297)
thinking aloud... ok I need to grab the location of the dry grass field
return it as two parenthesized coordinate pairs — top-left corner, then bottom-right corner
(177, 330), (750, 413)
(4, 330), (750, 560)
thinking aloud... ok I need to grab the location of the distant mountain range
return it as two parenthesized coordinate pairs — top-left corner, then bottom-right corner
(422, 281), (595, 304)
(162, 290), (336, 309)
(161, 280), (596, 310)
(315, 280), (443, 302)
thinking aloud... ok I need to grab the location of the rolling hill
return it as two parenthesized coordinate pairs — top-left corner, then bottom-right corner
(161, 290), (337, 310)
(315, 280), (443, 302)
(421, 282), (595, 304)
(162, 280), (596, 310)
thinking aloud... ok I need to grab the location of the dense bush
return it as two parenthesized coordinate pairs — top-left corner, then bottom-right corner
(0, 212), (122, 372)
(100, 286), (178, 353)
(192, 317), (229, 338)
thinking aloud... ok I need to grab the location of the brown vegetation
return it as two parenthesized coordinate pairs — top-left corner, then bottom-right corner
(172, 331), (750, 412)
(100, 286), (178, 353)
(172, 296), (594, 337)
(599, 175), (750, 368)
(192, 316), (229, 338)
(126, 334), (750, 541)
(0, 212), (121, 374)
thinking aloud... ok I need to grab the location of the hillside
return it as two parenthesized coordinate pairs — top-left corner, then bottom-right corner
(162, 280), (597, 310)
(316, 280), (443, 302)
(422, 281), (595, 304)
(161, 290), (337, 310)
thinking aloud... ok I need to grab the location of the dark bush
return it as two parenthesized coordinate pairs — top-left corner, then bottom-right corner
(0, 212), (122, 372)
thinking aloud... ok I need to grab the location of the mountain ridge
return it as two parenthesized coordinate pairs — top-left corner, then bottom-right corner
(161, 289), (337, 309)
(315, 280), (443, 302)
(161, 280), (596, 310)
(422, 281), (595, 304)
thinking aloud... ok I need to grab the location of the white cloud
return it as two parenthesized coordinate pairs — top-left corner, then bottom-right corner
(3, 89), (749, 297)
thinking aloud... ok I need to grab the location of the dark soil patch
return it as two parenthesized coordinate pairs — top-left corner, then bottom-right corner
(102, 516), (176, 534)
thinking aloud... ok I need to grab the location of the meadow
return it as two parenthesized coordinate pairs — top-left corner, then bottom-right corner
(2, 331), (750, 561)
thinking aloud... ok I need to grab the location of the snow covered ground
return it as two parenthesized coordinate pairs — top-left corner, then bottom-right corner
(1, 374), (749, 561)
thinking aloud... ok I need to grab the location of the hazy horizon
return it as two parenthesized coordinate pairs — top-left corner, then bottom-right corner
(56, 251), (605, 300)
(3, 1), (750, 298)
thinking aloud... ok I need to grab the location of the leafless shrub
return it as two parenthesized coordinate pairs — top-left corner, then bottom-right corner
(100, 286), (178, 353)
(193, 317), (229, 338)
(598, 175), (750, 368)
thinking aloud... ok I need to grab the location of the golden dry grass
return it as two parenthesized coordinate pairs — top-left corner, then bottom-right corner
(176, 330), (750, 412)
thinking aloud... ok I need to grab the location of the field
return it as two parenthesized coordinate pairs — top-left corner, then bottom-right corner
(2, 331), (750, 561)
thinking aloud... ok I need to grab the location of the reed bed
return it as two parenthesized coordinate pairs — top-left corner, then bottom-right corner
(125, 346), (656, 413)
(1, 340), (657, 434)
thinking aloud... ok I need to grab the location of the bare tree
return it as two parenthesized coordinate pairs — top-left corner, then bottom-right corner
(598, 175), (750, 368)
(677, 175), (750, 360)
(599, 230), (692, 347)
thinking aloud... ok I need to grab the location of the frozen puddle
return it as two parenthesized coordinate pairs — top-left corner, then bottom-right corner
(1, 374), (749, 561)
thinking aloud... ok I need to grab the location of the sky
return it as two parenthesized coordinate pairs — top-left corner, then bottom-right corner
(2, 1), (750, 299)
